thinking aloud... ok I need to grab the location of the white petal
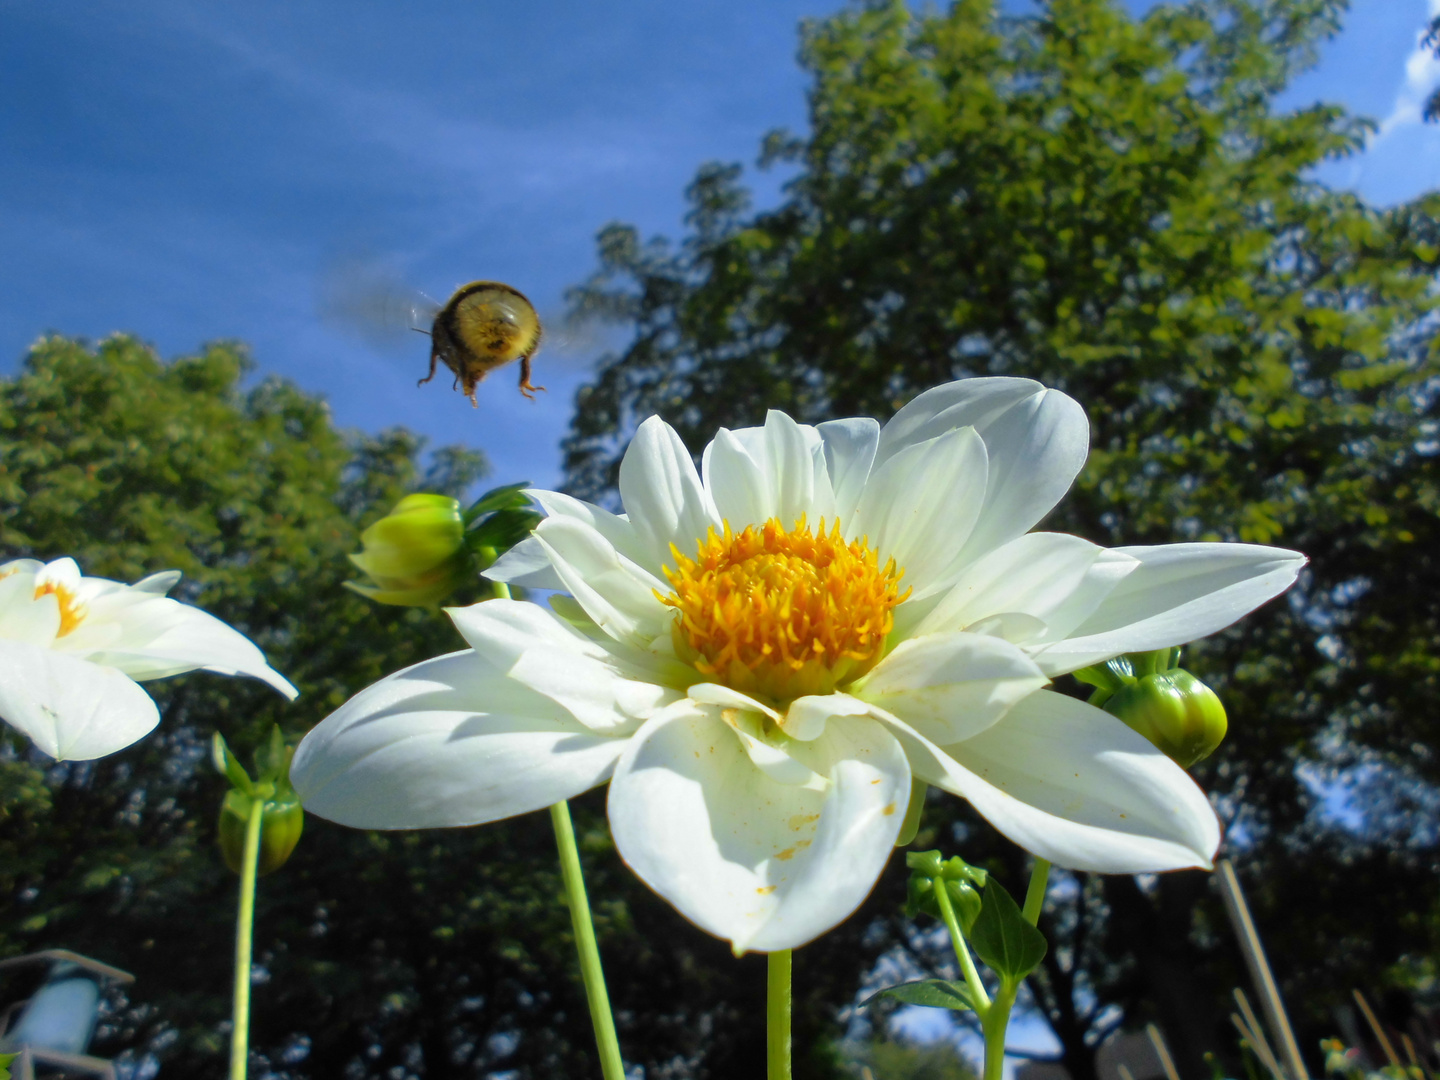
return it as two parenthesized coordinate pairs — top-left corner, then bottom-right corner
(1032, 542), (1306, 674)
(291, 650), (628, 829)
(702, 413), (831, 532)
(875, 377), (1044, 463)
(608, 702), (909, 952)
(878, 690), (1218, 872)
(817, 417), (880, 524)
(687, 681), (781, 722)
(781, 693), (871, 741)
(533, 517), (671, 646)
(853, 632), (1050, 743)
(528, 489), (660, 574)
(483, 536), (566, 590)
(0, 643), (159, 761)
(703, 427), (771, 530)
(849, 426), (988, 598)
(618, 416), (719, 569)
(914, 532), (1127, 639)
(875, 379), (1090, 562)
(63, 598), (297, 699)
(130, 570), (181, 596)
(954, 388), (1090, 561)
(448, 599), (676, 733)
(0, 574), (61, 645)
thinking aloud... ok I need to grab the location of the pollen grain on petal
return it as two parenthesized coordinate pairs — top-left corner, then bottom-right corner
(660, 515), (909, 703)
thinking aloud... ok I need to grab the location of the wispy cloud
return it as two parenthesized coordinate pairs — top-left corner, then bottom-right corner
(1376, 0), (1440, 139)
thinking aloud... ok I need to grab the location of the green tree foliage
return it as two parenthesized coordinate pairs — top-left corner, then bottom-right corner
(563, 0), (1440, 1076)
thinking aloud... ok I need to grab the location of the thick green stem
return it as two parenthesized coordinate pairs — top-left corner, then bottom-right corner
(931, 873), (990, 1011)
(1022, 859), (1050, 925)
(982, 980), (1019, 1080)
(767, 949), (792, 1080)
(549, 801), (625, 1080)
(229, 797), (264, 1080)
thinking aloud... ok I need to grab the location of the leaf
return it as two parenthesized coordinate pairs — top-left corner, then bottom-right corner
(212, 731), (254, 795)
(860, 979), (976, 1013)
(463, 481), (533, 524)
(969, 880), (1047, 984)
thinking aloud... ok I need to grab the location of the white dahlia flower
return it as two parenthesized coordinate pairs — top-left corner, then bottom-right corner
(292, 378), (1303, 953)
(0, 557), (297, 761)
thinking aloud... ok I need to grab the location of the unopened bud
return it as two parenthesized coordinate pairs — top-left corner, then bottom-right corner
(218, 790), (304, 876)
(346, 494), (470, 607)
(1103, 668), (1227, 767)
(904, 850), (988, 931)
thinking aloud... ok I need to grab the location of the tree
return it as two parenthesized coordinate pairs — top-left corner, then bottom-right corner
(561, 0), (1440, 1077)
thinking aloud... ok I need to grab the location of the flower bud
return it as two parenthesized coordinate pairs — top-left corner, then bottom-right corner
(346, 494), (471, 608)
(904, 850), (988, 930)
(1102, 668), (1228, 767)
(218, 790), (305, 876)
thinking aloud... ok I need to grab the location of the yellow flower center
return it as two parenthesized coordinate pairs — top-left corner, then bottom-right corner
(34, 580), (87, 637)
(661, 516), (908, 703)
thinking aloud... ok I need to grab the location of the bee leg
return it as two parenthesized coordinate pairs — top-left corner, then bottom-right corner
(418, 346), (440, 387)
(462, 372), (480, 409)
(517, 354), (546, 400)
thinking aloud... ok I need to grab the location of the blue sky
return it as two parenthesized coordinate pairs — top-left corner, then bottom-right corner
(2, 0), (1438, 493)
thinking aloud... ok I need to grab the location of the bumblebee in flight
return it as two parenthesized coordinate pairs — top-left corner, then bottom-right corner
(418, 281), (546, 406)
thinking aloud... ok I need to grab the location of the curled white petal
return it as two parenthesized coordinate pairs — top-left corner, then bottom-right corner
(609, 701), (909, 952)
(0, 643), (159, 761)
(448, 599), (677, 732)
(873, 691), (1219, 873)
(292, 650), (628, 829)
(533, 517), (671, 646)
(1032, 542), (1307, 674)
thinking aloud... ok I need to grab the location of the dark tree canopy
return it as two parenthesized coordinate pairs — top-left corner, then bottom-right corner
(562, 0), (1440, 1076)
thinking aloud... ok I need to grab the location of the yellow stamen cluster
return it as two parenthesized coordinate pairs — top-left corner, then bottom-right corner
(34, 580), (87, 637)
(661, 516), (908, 703)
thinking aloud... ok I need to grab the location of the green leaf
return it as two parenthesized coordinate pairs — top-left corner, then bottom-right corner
(969, 879), (1047, 983)
(469, 508), (543, 555)
(463, 481), (533, 524)
(860, 979), (976, 1013)
(0, 1050), (16, 1080)
(212, 732), (255, 795)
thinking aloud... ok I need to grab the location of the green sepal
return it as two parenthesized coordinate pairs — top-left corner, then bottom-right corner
(0, 1051), (17, 1080)
(904, 850), (987, 930)
(462, 481), (533, 524)
(860, 979), (976, 1013)
(970, 879), (1048, 984)
(212, 732), (255, 795)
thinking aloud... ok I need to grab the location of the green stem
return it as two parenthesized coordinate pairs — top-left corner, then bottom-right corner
(490, 575), (511, 601)
(979, 858), (1051, 1080)
(767, 949), (792, 1080)
(229, 797), (264, 1080)
(981, 980), (1019, 1080)
(931, 874), (990, 1011)
(549, 801), (625, 1080)
(1022, 858), (1050, 925)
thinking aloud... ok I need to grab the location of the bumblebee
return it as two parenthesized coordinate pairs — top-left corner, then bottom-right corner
(418, 281), (545, 406)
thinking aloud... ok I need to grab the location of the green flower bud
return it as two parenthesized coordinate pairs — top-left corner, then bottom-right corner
(1102, 668), (1228, 767)
(346, 493), (471, 608)
(904, 850), (988, 930)
(218, 789), (305, 876)
(213, 728), (304, 876)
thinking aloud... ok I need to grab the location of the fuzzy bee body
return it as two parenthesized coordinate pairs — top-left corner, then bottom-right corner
(419, 281), (545, 406)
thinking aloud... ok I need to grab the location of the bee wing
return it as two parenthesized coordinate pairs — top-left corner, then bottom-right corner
(317, 258), (441, 350)
(534, 306), (611, 368)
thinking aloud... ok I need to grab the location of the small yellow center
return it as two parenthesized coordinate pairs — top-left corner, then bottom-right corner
(34, 580), (87, 637)
(660, 516), (909, 703)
